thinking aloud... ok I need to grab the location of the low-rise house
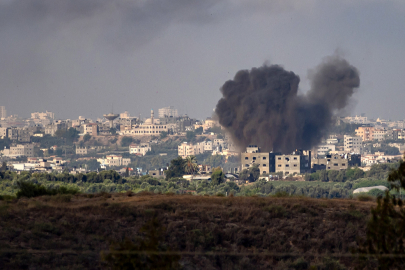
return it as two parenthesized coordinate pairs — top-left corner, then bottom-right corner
(129, 143), (151, 156)
(98, 155), (131, 167)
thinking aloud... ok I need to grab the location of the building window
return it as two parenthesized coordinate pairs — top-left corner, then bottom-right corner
(278, 164), (282, 167)
(342, 164), (346, 166)
(263, 171), (266, 174)
(278, 157), (281, 160)
(293, 164), (297, 167)
(286, 164), (289, 167)
(333, 163), (338, 166)
(263, 157), (266, 160)
(253, 157), (256, 160)
(245, 157), (248, 160)
(293, 157), (297, 160)
(263, 164), (267, 167)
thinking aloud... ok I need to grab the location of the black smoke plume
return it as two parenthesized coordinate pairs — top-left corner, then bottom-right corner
(215, 56), (360, 153)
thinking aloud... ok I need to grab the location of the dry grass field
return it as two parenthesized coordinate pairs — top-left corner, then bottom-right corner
(0, 193), (375, 269)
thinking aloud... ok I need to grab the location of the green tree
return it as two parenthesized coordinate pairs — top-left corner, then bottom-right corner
(121, 136), (133, 147)
(165, 157), (186, 180)
(160, 131), (168, 139)
(83, 133), (91, 142)
(250, 164), (260, 182)
(211, 167), (225, 185)
(184, 156), (198, 175)
(0, 161), (7, 172)
(186, 131), (195, 141)
(358, 156), (405, 268)
(55, 129), (66, 139)
(194, 127), (203, 135)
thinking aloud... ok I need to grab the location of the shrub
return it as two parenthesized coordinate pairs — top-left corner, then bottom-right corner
(16, 181), (79, 198)
(356, 194), (375, 202)
(272, 191), (290, 197)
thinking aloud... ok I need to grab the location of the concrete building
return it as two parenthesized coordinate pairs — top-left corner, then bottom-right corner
(129, 143), (151, 156)
(31, 111), (54, 120)
(76, 147), (88, 155)
(99, 155), (131, 167)
(178, 142), (195, 158)
(7, 127), (18, 141)
(120, 110), (175, 136)
(275, 150), (311, 176)
(355, 126), (374, 141)
(17, 129), (30, 143)
(0, 106), (6, 119)
(315, 144), (336, 156)
(0, 127), (8, 139)
(158, 106), (178, 118)
(1, 144), (34, 157)
(312, 153), (361, 171)
(82, 123), (98, 136)
(344, 135), (362, 153)
(241, 146), (278, 175)
(148, 169), (165, 178)
(373, 128), (386, 141)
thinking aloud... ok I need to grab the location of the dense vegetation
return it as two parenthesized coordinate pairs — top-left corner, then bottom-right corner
(0, 162), (401, 199)
(0, 192), (372, 269)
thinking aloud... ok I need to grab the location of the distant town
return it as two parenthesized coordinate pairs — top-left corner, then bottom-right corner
(0, 105), (404, 182)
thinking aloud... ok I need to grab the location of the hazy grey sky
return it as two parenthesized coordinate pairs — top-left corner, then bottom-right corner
(0, 0), (404, 120)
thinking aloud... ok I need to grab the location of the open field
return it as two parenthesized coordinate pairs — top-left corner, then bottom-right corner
(0, 193), (375, 269)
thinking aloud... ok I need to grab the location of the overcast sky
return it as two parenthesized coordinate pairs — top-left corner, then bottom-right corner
(0, 0), (404, 120)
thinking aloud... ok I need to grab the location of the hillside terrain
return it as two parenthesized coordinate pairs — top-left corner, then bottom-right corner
(0, 193), (375, 269)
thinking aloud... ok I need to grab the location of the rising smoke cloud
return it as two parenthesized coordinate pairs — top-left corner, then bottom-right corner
(215, 56), (360, 153)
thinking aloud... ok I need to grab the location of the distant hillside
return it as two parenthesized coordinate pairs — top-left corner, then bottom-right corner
(0, 193), (375, 269)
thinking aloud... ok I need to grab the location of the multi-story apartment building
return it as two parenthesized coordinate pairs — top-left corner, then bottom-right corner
(0, 127), (7, 139)
(312, 154), (348, 170)
(315, 144), (336, 157)
(1, 144), (34, 157)
(158, 106), (178, 118)
(385, 129), (401, 141)
(355, 126), (375, 141)
(0, 106), (6, 119)
(312, 154), (361, 171)
(241, 146), (278, 175)
(344, 135), (362, 153)
(7, 127), (18, 141)
(275, 150), (311, 176)
(129, 143), (151, 156)
(82, 123), (98, 136)
(17, 129), (30, 143)
(373, 128), (386, 141)
(178, 142), (195, 158)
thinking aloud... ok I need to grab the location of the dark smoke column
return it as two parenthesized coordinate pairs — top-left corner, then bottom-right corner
(215, 56), (360, 153)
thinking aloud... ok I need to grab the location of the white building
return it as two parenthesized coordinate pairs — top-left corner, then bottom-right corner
(129, 143), (151, 156)
(316, 144), (336, 156)
(344, 135), (362, 153)
(31, 111), (54, 120)
(158, 106), (178, 118)
(178, 142), (195, 158)
(120, 110), (175, 136)
(98, 155), (131, 167)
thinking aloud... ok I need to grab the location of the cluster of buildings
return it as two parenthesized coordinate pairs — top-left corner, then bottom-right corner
(241, 146), (361, 177)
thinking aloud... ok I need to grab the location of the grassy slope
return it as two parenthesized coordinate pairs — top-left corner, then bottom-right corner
(0, 193), (374, 269)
